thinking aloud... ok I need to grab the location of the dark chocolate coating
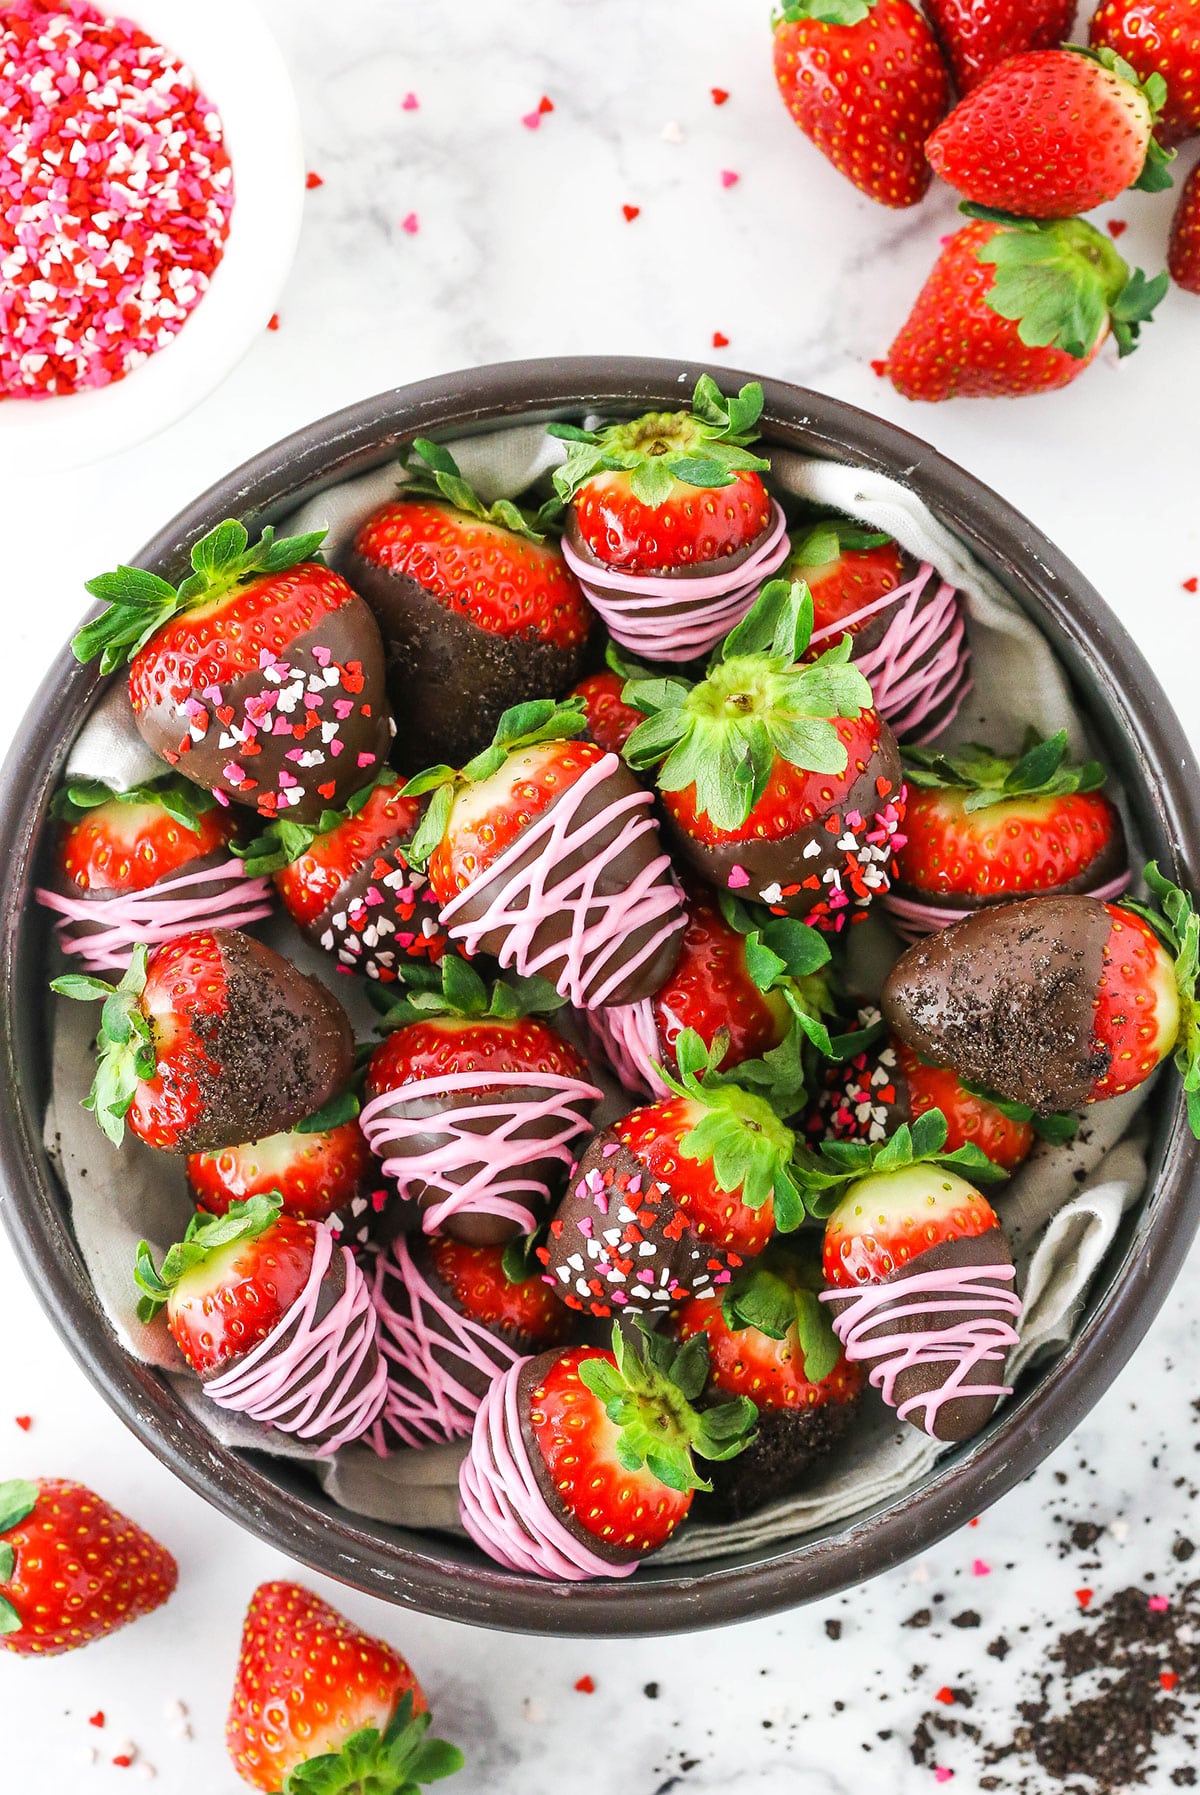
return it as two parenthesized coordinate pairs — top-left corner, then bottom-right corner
(881, 895), (1112, 1112)
(303, 838), (446, 982)
(52, 846), (250, 937)
(826, 1229), (1016, 1444)
(135, 603), (393, 824)
(342, 549), (587, 769)
(447, 759), (684, 1008)
(698, 1394), (859, 1523)
(892, 805), (1128, 913)
(173, 930), (355, 1154)
(516, 1350), (646, 1568)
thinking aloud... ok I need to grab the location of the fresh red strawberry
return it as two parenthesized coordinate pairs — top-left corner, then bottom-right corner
(623, 580), (905, 930)
(926, 47), (1174, 215)
(241, 771), (449, 981)
(570, 668), (645, 756)
(75, 520), (392, 824)
(882, 865), (1200, 1129)
(346, 438), (590, 768)
(785, 521), (910, 641)
(187, 1117), (373, 1225)
(886, 216), (1166, 401)
(432, 1233), (573, 1345)
(407, 699), (685, 1007)
(362, 956), (599, 1245)
(926, 0), (1075, 93)
(457, 1319), (756, 1578)
(227, 1580), (461, 1794)
(1090, 0), (1200, 146)
(0, 1478), (176, 1656)
(772, 0), (951, 208)
(1169, 160), (1200, 291)
(52, 929), (354, 1153)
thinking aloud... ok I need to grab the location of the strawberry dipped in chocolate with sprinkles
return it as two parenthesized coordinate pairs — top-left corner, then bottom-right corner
(549, 376), (790, 663)
(540, 1028), (806, 1318)
(74, 519), (392, 824)
(623, 578), (906, 929)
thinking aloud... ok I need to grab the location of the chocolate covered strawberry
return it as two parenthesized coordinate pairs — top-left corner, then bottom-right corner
(458, 1317), (756, 1580)
(241, 771), (449, 981)
(0, 1478), (176, 1656)
(885, 730), (1127, 938)
(926, 47), (1175, 215)
(772, 0), (950, 208)
(785, 518), (971, 743)
(882, 865), (1200, 1130)
(406, 698), (685, 1006)
(344, 438), (590, 767)
(136, 1194), (387, 1451)
(227, 1580), (462, 1793)
(53, 929), (354, 1152)
(361, 956), (601, 1245)
(366, 1231), (572, 1452)
(623, 580), (905, 928)
(1090, 0), (1200, 146)
(800, 1110), (1019, 1441)
(36, 774), (274, 973)
(671, 1251), (863, 1519)
(548, 377), (789, 662)
(188, 1113), (387, 1252)
(541, 1029), (805, 1317)
(74, 520), (392, 823)
(926, 0), (1075, 94)
(1169, 161), (1200, 293)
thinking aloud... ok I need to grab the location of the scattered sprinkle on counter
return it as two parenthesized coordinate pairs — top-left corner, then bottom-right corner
(14, 1414), (31, 1430)
(712, 87), (730, 104)
(622, 203), (640, 221)
(1182, 576), (1198, 593)
(712, 330), (730, 348)
(574, 1674), (596, 1693)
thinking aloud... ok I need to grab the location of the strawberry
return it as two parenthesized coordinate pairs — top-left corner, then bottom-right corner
(623, 580), (905, 929)
(885, 215), (1166, 401)
(548, 378), (789, 662)
(227, 1580), (462, 1793)
(187, 1116), (376, 1232)
(888, 730), (1126, 928)
(570, 668), (645, 757)
(458, 1318), (756, 1579)
(36, 773), (274, 974)
(926, 47), (1175, 215)
(1090, 0), (1200, 147)
(74, 520), (392, 824)
(541, 1029), (806, 1316)
(135, 1195), (387, 1450)
(785, 521), (911, 642)
(0, 1478), (176, 1656)
(406, 699), (685, 1007)
(772, 0), (951, 208)
(52, 929), (354, 1153)
(240, 771), (449, 981)
(1169, 160), (1200, 291)
(346, 438), (590, 767)
(926, 0), (1075, 94)
(361, 956), (600, 1244)
(797, 1110), (1019, 1440)
(881, 864), (1200, 1131)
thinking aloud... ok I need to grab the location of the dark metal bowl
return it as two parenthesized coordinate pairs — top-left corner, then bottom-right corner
(3, 358), (1197, 1636)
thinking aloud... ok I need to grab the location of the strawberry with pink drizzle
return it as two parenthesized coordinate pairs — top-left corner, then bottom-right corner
(36, 775), (273, 974)
(458, 1317), (756, 1581)
(361, 957), (602, 1245)
(405, 698), (686, 1008)
(134, 1194), (387, 1453)
(798, 1109), (1020, 1443)
(548, 377), (790, 663)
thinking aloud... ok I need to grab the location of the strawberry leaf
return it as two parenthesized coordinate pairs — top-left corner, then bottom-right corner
(777, 0), (875, 23)
(973, 213), (1162, 364)
(1123, 863), (1200, 1139)
(0, 1480), (37, 1536)
(134, 1193), (283, 1323)
(51, 944), (153, 1147)
(1109, 267), (1169, 357)
(282, 1693), (464, 1795)
(401, 439), (549, 542)
(296, 1087), (360, 1133)
(550, 378), (768, 506)
(903, 730), (1107, 810)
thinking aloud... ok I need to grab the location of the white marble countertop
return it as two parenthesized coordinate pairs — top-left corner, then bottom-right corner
(3, 2), (1200, 1790)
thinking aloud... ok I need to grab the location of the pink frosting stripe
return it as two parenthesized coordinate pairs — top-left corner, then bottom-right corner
(584, 999), (670, 1099)
(458, 1358), (639, 1580)
(36, 857), (274, 973)
(202, 1225), (386, 1456)
(560, 501), (790, 663)
(439, 753), (686, 1010)
(808, 563), (971, 744)
(820, 1261), (1022, 1437)
(365, 1236), (523, 1453)
(360, 1068), (602, 1235)
(882, 868), (1133, 944)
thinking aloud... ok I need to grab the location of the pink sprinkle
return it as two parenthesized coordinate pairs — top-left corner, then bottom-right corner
(934, 1771), (954, 1785)
(611, 1289), (628, 1304)
(727, 865), (750, 889)
(971, 1559), (991, 1577)
(720, 170), (740, 189)
(333, 699), (355, 719)
(402, 213), (420, 234)
(310, 644), (332, 667)
(402, 92), (420, 110)
(357, 752), (377, 769)
(522, 111), (542, 130)
(1149, 1595), (1170, 1612)
(601, 1143), (620, 1157)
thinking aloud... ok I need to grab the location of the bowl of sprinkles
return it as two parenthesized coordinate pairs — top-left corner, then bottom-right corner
(0, 0), (303, 470)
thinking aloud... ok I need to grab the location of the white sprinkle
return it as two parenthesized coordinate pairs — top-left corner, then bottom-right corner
(661, 120), (686, 144)
(909, 1562), (931, 1584)
(523, 1697), (546, 1724)
(1109, 1519), (1130, 1542)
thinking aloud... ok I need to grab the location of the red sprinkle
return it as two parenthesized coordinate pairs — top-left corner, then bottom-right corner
(88, 1712), (105, 1729)
(1162, 1671), (1179, 1691)
(267, 314), (280, 332)
(1107, 219), (1128, 238)
(112, 1756), (133, 1769)
(538, 95), (554, 114)
(1182, 576), (1198, 593)
(622, 204), (640, 222)
(712, 87), (730, 104)
(968, 1517), (980, 1528)
(870, 359), (887, 376)
(306, 171), (324, 190)
(712, 331), (730, 348)
(934, 1686), (956, 1705)
(574, 1675), (595, 1693)
(14, 1416), (31, 1431)
(1076, 1588), (1094, 1609)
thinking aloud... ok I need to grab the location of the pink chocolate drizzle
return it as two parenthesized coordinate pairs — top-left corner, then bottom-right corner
(820, 1261), (1021, 1437)
(583, 999), (670, 1100)
(808, 562), (970, 745)
(36, 857), (274, 974)
(458, 1358), (639, 1580)
(882, 869), (1133, 944)
(359, 1067), (602, 1236)
(439, 752), (686, 1010)
(365, 1235), (523, 1452)
(202, 1224), (386, 1455)
(559, 500), (790, 663)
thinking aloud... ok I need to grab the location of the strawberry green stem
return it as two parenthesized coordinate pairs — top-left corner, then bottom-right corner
(549, 376), (769, 510)
(133, 1194), (283, 1324)
(902, 728), (1106, 814)
(50, 944), (154, 1147)
(1123, 863), (1200, 1139)
(281, 1691), (464, 1795)
(368, 954), (564, 1032)
(402, 438), (557, 541)
(794, 1107), (1009, 1218)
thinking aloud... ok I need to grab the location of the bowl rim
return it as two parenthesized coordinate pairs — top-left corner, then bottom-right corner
(3, 355), (1198, 1637)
